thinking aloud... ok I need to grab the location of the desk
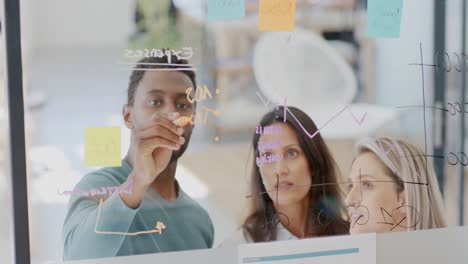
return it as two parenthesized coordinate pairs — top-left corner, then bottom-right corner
(54, 226), (468, 264)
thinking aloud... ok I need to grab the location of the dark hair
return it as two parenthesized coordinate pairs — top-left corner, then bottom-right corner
(243, 106), (349, 242)
(127, 50), (196, 105)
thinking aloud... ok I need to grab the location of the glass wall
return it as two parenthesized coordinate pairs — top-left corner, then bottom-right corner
(2, 0), (467, 263)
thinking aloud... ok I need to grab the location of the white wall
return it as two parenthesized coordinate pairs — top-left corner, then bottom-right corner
(20, 0), (36, 65)
(374, 0), (435, 146)
(375, 0), (435, 104)
(22, 0), (134, 52)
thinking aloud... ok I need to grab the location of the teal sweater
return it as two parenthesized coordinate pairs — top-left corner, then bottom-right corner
(62, 161), (214, 261)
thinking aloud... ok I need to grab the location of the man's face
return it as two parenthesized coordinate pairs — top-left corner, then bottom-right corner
(124, 71), (196, 161)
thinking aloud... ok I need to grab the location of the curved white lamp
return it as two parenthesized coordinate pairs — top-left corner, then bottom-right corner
(254, 28), (357, 106)
(253, 28), (398, 139)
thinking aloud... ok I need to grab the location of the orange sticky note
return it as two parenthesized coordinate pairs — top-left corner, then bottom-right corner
(259, 0), (295, 32)
(85, 127), (121, 167)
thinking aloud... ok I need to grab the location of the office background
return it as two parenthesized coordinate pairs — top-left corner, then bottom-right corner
(0, 0), (467, 263)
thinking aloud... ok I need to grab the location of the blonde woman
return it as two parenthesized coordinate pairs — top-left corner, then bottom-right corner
(345, 137), (447, 234)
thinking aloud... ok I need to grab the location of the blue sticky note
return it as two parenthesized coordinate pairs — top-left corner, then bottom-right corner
(208, 0), (245, 21)
(367, 0), (403, 38)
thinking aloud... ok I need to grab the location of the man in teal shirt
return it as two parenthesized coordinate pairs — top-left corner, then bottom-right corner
(62, 52), (214, 260)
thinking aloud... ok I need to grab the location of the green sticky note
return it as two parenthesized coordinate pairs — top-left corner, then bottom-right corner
(85, 127), (121, 167)
(208, 0), (245, 21)
(366, 0), (403, 38)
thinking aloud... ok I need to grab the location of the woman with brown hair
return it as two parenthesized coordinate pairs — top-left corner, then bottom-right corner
(222, 106), (349, 245)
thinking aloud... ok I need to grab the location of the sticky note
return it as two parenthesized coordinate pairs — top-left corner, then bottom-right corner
(366, 0), (403, 38)
(85, 127), (121, 167)
(207, 0), (245, 21)
(259, 0), (295, 32)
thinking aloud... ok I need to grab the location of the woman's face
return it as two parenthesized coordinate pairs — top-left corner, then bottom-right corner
(345, 152), (406, 234)
(258, 123), (312, 208)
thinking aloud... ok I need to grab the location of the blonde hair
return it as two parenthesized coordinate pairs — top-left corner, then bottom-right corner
(355, 137), (447, 230)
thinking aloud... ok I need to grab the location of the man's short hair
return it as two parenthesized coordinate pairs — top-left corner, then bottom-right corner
(127, 50), (196, 105)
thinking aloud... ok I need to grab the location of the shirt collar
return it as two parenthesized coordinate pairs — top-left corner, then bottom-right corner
(276, 222), (299, 240)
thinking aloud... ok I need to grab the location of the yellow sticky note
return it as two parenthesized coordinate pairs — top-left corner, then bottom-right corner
(85, 127), (121, 167)
(259, 0), (295, 32)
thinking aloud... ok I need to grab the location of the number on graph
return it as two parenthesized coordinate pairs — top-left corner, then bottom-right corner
(448, 152), (468, 166)
(447, 102), (468, 115)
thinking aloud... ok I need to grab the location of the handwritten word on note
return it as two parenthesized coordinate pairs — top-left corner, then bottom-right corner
(256, 153), (284, 167)
(182, 86), (221, 126)
(258, 139), (281, 153)
(186, 85), (216, 104)
(256, 125), (283, 135)
(366, 0), (403, 38)
(124, 47), (193, 62)
(208, 0), (245, 21)
(259, 0), (296, 32)
(59, 179), (133, 197)
(85, 127), (121, 167)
